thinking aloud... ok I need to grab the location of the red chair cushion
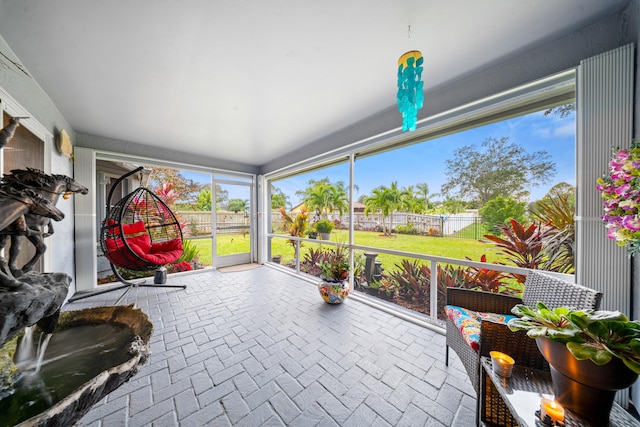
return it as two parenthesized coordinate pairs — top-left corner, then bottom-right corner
(104, 237), (139, 269)
(105, 219), (147, 235)
(127, 234), (151, 254)
(122, 221), (146, 235)
(103, 212), (183, 268)
(129, 238), (183, 265)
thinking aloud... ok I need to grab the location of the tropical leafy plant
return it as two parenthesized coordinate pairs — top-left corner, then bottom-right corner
(437, 264), (467, 320)
(153, 182), (179, 206)
(279, 207), (309, 259)
(509, 302), (640, 373)
(389, 259), (430, 301)
(352, 250), (365, 285)
(463, 254), (509, 292)
(483, 219), (549, 283)
(438, 264), (466, 289)
(319, 244), (350, 281)
(303, 247), (326, 265)
(530, 191), (575, 273)
(177, 239), (200, 264)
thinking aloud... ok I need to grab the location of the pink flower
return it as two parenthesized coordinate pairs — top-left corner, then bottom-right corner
(615, 184), (631, 196)
(622, 216), (640, 232)
(597, 141), (640, 254)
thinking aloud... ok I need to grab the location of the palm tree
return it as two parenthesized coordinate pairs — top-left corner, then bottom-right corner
(401, 185), (423, 213)
(364, 182), (403, 235)
(364, 187), (390, 234)
(328, 182), (349, 217)
(415, 182), (439, 212)
(303, 183), (332, 219)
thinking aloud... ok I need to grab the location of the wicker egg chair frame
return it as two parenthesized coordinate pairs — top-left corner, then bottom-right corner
(69, 166), (186, 303)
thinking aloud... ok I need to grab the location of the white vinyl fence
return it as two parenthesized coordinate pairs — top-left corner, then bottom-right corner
(271, 210), (484, 239)
(176, 211), (250, 236)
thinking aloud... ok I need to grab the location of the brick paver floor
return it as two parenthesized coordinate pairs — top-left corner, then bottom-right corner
(66, 266), (476, 426)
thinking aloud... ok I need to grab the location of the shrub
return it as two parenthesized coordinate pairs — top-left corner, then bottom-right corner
(389, 259), (430, 302)
(396, 222), (420, 235)
(315, 219), (334, 233)
(479, 196), (526, 235)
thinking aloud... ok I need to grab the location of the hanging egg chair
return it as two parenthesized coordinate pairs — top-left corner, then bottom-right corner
(101, 187), (184, 271)
(69, 166), (186, 303)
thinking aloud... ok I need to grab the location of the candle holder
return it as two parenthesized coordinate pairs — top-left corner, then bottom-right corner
(489, 351), (515, 377)
(536, 398), (565, 426)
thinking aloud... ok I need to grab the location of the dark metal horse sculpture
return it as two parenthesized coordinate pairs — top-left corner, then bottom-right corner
(0, 168), (88, 278)
(0, 182), (65, 288)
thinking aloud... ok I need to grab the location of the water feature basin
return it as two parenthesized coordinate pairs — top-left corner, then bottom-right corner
(0, 305), (152, 427)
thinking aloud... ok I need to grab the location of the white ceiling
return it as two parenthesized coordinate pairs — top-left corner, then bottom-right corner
(0, 0), (629, 168)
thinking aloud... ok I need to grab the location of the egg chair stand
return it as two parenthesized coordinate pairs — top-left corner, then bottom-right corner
(69, 167), (187, 304)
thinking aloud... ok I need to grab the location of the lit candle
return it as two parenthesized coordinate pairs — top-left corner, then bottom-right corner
(489, 351), (515, 377)
(540, 398), (565, 424)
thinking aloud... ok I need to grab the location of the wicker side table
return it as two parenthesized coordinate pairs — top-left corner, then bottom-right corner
(479, 357), (640, 427)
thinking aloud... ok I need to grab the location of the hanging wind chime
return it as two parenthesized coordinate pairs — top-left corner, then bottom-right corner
(396, 48), (424, 132)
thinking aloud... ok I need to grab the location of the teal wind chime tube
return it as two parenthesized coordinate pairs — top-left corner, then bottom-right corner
(396, 50), (424, 132)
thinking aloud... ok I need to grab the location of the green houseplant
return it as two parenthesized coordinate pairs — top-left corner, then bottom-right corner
(317, 244), (350, 304)
(508, 302), (640, 372)
(315, 219), (334, 240)
(508, 302), (640, 423)
(319, 244), (349, 282)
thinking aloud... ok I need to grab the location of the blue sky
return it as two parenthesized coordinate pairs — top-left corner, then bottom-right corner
(273, 108), (576, 208)
(181, 108), (575, 208)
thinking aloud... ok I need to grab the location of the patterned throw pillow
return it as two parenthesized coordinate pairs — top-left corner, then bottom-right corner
(444, 305), (517, 351)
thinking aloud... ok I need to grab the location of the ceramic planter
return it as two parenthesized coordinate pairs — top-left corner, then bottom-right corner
(318, 279), (349, 304)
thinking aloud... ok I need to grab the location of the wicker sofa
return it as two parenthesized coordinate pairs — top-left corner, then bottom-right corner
(444, 270), (602, 394)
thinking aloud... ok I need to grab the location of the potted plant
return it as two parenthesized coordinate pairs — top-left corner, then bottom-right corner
(315, 219), (334, 240)
(596, 139), (640, 256)
(508, 302), (640, 424)
(317, 244), (350, 304)
(307, 231), (318, 239)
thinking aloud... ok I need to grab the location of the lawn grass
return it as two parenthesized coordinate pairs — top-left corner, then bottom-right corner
(184, 236), (251, 267)
(187, 227), (504, 275)
(269, 229), (503, 273)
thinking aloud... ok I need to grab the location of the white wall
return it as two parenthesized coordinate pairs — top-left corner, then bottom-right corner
(0, 36), (80, 298)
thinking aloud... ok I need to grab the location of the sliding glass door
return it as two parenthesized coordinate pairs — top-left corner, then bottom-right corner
(214, 176), (253, 267)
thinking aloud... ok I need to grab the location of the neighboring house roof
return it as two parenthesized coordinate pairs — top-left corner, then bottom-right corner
(290, 202), (306, 214)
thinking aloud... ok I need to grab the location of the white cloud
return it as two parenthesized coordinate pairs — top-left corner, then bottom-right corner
(553, 121), (576, 137)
